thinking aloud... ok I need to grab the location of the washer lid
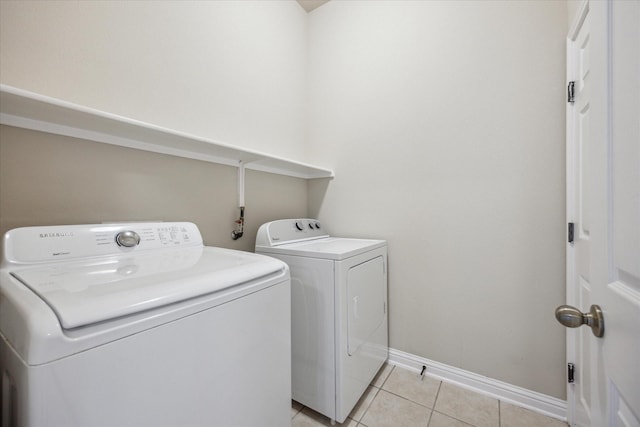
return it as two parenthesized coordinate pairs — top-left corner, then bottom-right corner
(10, 246), (285, 329)
(257, 237), (386, 260)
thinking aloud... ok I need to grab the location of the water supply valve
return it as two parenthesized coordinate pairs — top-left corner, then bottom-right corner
(231, 206), (245, 240)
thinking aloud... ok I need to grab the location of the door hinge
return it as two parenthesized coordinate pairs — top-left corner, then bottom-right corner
(568, 363), (575, 383)
(568, 222), (574, 243)
(568, 81), (575, 103)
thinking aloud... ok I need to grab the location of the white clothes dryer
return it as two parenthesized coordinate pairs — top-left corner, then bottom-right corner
(255, 219), (388, 424)
(0, 222), (291, 427)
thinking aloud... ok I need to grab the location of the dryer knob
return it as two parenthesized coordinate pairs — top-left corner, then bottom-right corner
(295, 221), (304, 231)
(116, 230), (141, 247)
(315, 222), (321, 229)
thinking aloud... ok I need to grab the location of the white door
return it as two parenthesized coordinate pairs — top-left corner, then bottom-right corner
(565, 4), (593, 424)
(564, 1), (640, 426)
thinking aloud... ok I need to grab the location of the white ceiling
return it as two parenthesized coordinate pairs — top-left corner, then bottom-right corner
(296, 0), (330, 13)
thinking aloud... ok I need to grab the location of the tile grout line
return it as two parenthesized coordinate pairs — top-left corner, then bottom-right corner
(377, 372), (441, 412)
(356, 385), (381, 423)
(430, 379), (482, 427)
(430, 409), (477, 427)
(357, 365), (392, 425)
(425, 380), (443, 427)
(377, 388), (436, 410)
(379, 364), (395, 388)
(425, 408), (434, 427)
(428, 380), (497, 427)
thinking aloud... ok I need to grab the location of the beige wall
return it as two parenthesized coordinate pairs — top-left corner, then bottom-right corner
(0, 0), (308, 161)
(308, 1), (567, 398)
(0, 0), (310, 251)
(0, 125), (307, 252)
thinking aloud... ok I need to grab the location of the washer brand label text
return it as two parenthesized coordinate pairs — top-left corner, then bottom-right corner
(40, 232), (74, 238)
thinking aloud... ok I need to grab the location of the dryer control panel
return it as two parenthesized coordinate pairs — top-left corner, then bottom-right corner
(255, 219), (329, 247)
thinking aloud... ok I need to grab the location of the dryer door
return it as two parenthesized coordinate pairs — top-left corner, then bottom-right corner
(336, 246), (388, 423)
(347, 255), (386, 357)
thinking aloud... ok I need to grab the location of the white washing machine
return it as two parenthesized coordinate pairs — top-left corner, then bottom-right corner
(255, 219), (388, 424)
(0, 222), (291, 427)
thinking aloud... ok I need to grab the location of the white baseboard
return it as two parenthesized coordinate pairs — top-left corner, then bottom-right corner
(388, 347), (567, 422)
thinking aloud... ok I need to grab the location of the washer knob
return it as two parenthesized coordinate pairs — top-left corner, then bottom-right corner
(115, 230), (141, 247)
(315, 222), (321, 229)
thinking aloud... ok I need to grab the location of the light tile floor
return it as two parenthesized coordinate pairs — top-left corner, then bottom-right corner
(291, 364), (568, 427)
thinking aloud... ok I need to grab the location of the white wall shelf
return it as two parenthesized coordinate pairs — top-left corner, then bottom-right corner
(0, 85), (334, 180)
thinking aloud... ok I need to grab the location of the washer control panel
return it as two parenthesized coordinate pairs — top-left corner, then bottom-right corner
(2, 222), (203, 265)
(255, 219), (329, 247)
